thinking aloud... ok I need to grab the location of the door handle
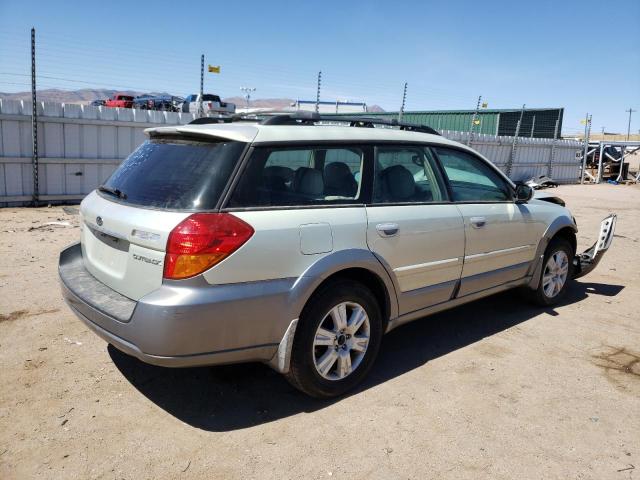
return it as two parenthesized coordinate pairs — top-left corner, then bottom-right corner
(470, 216), (487, 228)
(376, 223), (399, 237)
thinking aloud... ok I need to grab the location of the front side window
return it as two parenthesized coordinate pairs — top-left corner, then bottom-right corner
(434, 147), (512, 202)
(373, 146), (445, 203)
(228, 146), (364, 208)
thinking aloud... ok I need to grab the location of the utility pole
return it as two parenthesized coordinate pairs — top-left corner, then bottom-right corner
(30, 27), (39, 206)
(198, 54), (204, 118)
(625, 108), (636, 141)
(315, 71), (322, 113)
(240, 87), (256, 110)
(398, 82), (408, 121)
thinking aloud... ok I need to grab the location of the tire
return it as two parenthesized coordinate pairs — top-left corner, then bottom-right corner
(529, 237), (574, 306)
(285, 280), (383, 398)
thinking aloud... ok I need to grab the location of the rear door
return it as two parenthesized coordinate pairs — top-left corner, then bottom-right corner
(365, 145), (465, 314)
(433, 147), (541, 296)
(80, 138), (247, 300)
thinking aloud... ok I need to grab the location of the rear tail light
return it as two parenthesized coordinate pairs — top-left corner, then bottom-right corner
(163, 213), (254, 280)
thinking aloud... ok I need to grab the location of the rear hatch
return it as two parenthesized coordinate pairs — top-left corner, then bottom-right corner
(79, 136), (247, 300)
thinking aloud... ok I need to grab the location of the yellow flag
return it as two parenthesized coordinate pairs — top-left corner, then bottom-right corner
(208, 65), (221, 74)
(481, 102), (488, 108)
(580, 119), (587, 125)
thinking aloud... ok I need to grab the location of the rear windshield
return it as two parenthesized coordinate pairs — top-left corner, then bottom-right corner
(101, 138), (245, 210)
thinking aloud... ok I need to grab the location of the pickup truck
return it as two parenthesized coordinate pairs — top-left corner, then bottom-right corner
(180, 94), (236, 116)
(105, 94), (134, 109)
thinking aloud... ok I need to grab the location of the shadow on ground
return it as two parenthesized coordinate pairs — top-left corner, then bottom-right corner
(109, 281), (624, 432)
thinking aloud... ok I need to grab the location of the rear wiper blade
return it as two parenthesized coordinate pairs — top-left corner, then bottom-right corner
(98, 185), (127, 199)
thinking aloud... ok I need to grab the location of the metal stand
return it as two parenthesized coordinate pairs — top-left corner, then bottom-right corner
(594, 140), (640, 183)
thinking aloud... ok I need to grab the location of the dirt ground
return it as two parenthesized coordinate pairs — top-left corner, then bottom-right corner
(1, 184), (639, 480)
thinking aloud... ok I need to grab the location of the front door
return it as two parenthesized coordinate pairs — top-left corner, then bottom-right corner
(365, 145), (465, 315)
(433, 147), (540, 296)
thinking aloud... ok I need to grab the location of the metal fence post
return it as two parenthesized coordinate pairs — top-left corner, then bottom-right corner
(530, 115), (536, 138)
(548, 119), (559, 177)
(580, 113), (591, 184)
(468, 95), (482, 146)
(198, 54), (204, 118)
(315, 71), (322, 113)
(30, 27), (39, 206)
(398, 82), (407, 122)
(596, 142), (604, 183)
(506, 105), (525, 178)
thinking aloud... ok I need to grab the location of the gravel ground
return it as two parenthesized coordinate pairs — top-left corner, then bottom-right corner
(0, 184), (638, 480)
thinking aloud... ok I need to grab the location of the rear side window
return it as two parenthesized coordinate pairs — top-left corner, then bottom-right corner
(373, 146), (445, 203)
(434, 147), (512, 202)
(101, 139), (245, 210)
(228, 146), (364, 208)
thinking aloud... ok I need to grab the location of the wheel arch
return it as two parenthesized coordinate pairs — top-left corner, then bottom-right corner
(310, 267), (392, 332)
(290, 248), (399, 325)
(269, 249), (399, 374)
(527, 216), (577, 290)
(552, 226), (577, 255)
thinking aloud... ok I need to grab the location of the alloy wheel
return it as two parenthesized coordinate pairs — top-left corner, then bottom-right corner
(312, 301), (370, 381)
(542, 250), (569, 298)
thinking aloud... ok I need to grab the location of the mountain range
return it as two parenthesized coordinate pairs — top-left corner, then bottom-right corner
(0, 88), (384, 112)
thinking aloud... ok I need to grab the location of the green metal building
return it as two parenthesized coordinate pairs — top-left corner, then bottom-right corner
(341, 108), (564, 139)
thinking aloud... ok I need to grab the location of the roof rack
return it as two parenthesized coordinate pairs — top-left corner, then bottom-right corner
(260, 112), (441, 135)
(188, 111), (440, 136)
(188, 117), (233, 125)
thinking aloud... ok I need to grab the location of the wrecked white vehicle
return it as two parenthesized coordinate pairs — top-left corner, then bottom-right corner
(59, 113), (616, 397)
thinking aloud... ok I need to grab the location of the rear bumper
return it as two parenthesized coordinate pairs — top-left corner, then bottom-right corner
(59, 243), (293, 367)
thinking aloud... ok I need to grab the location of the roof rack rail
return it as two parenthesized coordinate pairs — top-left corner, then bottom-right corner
(260, 111), (320, 125)
(188, 116), (233, 125)
(188, 111), (440, 135)
(260, 112), (440, 135)
(188, 113), (270, 125)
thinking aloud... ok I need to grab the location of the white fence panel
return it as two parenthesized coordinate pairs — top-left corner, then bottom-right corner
(1, 101), (584, 205)
(438, 130), (582, 184)
(0, 99), (197, 204)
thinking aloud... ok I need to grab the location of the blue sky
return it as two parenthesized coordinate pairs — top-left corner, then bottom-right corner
(0, 0), (638, 134)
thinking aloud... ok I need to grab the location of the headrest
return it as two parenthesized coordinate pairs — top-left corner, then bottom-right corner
(380, 165), (415, 200)
(324, 162), (357, 197)
(294, 167), (324, 196)
(263, 165), (294, 182)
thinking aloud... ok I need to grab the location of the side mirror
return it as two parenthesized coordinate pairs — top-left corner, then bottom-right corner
(515, 184), (533, 203)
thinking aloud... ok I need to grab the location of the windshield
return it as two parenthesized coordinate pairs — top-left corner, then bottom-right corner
(101, 138), (245, 210)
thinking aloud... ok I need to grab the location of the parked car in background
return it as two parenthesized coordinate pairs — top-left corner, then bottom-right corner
(59, 113), (616, 398)
(180, 94), (236, 115)
(90, 99), (106, 107)
(132, 95), (155, 110)
(133, 95), (184, 112)
(152, 95), (184, 112)
(104, 94), (134, 109)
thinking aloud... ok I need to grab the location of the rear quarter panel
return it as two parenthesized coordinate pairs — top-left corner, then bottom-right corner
(202, 208), (368, 285)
